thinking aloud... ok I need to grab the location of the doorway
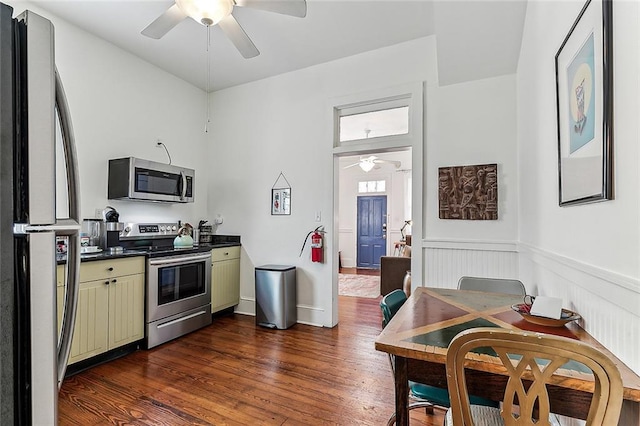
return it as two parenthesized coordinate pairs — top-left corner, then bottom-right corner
(337, 150), (411, 298)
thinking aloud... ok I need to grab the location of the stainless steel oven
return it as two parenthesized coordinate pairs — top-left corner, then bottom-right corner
(146, 251), (211, 348)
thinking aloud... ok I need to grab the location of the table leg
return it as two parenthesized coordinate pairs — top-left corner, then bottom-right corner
(395, 356), (409, 426)
(619, 399), (640, 426)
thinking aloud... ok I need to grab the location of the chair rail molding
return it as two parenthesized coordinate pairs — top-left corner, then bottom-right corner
(518, 242), (640, 298)
(423, 237), (518, 252)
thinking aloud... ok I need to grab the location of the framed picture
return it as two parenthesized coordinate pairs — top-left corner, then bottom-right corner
(555, 0), (613, 206)
(271, 188), (291, 215)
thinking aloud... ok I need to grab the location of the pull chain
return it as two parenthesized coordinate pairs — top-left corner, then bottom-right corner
(204, 25), (211, 133)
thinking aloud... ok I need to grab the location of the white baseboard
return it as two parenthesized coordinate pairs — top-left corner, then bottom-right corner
(235, 297), (325, 328)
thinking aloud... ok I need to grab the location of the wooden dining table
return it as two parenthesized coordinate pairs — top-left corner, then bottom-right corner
(375, 287), (640, 426)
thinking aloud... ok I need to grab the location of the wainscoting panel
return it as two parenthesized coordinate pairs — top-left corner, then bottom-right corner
(519, 243), (640, 375)
(423, 239), (519, 289)
(423, 239), (640, 425)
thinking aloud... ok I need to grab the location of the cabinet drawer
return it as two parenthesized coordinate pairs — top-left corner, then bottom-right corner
(80, 257), (145, 283)
(211, 246), (240, 262)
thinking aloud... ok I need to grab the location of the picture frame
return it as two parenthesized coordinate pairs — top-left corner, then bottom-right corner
(271, 188), (291, 215)
(555, 0), (613, 206)
(271, 171), (292, 215)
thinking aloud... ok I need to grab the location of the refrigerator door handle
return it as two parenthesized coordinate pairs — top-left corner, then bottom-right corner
(54, 68), (81, 389)
(13, 219), (80, 235)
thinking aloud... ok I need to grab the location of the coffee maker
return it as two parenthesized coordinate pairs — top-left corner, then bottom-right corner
(100, 206), (124, 253)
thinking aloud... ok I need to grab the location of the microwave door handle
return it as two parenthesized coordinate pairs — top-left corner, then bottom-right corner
(55, 68), (81, 389)
(180, 171), (186, 201)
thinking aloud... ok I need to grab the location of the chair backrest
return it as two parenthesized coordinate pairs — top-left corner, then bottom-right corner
(446, 327), (624, 426)
(457, 276), (526, 296)
(380, 289), (407, 328)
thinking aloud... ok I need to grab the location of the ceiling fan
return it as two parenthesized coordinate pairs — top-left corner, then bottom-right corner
(141, 0), (307, 59)
(344, 156), (401, 173)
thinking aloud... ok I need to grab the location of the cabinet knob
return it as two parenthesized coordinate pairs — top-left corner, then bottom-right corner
(104, 280), (110, 285)
(224, 252), (229, 256)
(111, 279), (117, 283)
(107, 267), (114, 271)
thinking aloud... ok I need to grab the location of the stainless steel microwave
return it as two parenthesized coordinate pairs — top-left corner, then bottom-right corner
(108, 157), (194, 203)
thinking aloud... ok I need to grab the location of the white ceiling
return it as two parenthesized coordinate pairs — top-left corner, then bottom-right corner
(27, 0), (527, 92)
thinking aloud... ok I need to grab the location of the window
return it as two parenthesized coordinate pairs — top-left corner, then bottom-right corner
(358, 180), (386, 193)
(335, 95), (411, 146)
(340, 106), (409, 142)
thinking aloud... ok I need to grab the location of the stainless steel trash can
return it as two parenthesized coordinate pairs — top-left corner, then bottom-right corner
(255, 265), (296, 329)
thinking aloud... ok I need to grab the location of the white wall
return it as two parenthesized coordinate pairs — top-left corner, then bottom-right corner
(517, 0), (640, 385)
(338, 151), (412, 268)
(7, 1), (209, 226)
(425, 74), (518, 242)
(207, 36), (438, 326)
(423, 74), (520, 287)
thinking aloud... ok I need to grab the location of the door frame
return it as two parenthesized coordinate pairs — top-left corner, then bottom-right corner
(330, 81), (425, 326)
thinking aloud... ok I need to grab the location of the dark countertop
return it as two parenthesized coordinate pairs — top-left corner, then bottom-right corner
(57, 239), (241, 265)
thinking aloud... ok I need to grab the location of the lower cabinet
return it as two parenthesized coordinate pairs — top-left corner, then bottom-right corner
(67, 257), (145, 365)
(211, 246), (241, 313)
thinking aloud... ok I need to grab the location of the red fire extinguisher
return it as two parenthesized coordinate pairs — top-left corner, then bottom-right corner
(311, 230), (323, 263)
(300, 226), (325, 263)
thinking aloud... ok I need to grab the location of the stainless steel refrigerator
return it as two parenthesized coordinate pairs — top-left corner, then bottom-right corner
(0, 3), (81, 424)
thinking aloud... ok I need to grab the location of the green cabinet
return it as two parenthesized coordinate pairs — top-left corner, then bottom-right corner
(211, 246), (241, 313)
(66, 257), (145, 365)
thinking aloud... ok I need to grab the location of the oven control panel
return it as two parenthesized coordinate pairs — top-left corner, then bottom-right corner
(120, 222), (180, 239)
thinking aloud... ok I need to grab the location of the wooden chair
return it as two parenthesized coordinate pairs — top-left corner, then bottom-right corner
(445, 327), (624, 426)
(380, 290), (497, 425)
(457, 276), (526, 296)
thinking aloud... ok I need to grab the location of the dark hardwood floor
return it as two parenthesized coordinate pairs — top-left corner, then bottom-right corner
(58, 296), (444, 425)
(339, 267), (380, 276)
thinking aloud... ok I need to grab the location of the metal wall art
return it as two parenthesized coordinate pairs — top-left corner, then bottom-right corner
(438, 164), (498, 220)
(555, 0), (613, 206)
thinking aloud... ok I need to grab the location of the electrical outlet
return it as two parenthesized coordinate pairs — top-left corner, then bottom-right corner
(315, 211), (321, 222)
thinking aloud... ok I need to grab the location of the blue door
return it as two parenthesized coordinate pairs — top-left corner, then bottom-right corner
(357, 196), (387, 268)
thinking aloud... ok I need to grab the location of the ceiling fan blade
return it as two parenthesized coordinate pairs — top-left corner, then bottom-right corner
(218, 14), (260, 59)
(235, 0), (307, 18)
(141, 4), (187, 39)
(343, 163), (360, 169)
(374, 159), (402, 168)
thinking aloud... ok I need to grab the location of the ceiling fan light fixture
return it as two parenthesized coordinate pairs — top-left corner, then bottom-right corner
(176, 0), (234, 26)
(359, 160), (375, 172)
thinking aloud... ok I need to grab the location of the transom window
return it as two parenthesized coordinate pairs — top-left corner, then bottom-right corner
(336, 96), (411, 145)
(340, 106), (409, 142)
(358, 180), (386, 193)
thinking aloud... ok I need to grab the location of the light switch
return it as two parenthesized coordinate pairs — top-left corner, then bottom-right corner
(315, 211), (321, 222)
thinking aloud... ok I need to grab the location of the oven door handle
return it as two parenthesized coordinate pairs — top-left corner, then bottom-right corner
(148, 251), (212, 267)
